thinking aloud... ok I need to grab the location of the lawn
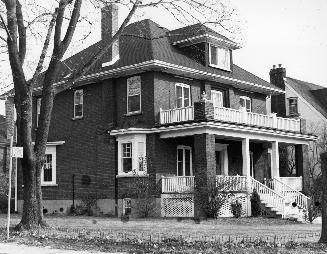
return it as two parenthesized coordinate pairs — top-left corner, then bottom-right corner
(0, 214), (324, 253)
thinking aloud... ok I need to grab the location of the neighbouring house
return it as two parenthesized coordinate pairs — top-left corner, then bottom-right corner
(4, 5), (317, 219)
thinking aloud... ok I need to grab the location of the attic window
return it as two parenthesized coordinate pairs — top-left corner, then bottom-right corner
(74, 89), (83, 119)
(209, 44), (231, 71)
(288, 97), (298, 116)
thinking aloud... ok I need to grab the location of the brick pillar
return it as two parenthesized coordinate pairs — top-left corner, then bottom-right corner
(193, 133), (216, 218)
(295, 144), (309, 193)
(193, 100), (214, 122)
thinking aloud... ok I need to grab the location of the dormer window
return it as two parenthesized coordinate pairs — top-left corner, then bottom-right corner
(209, 44), (231, 71)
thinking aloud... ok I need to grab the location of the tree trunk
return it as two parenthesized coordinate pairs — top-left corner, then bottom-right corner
(319, 152), (327, 243)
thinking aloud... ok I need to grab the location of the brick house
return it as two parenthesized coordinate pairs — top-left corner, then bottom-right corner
(7, 5), (317, 218)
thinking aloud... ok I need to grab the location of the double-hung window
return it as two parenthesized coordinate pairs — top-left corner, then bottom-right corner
(288, 97), (298, 116)
(240, 96), (251, 112)
(74, 89), (83, 119)
(177, 146), (192, 176)
(209, 44), (231, 71)
(41, 146), (57, 186)
(211, 90), (224, 108)
(176, 83), (191, 108)
(117, 134), (147, 176)
(127, 76), (141, 114)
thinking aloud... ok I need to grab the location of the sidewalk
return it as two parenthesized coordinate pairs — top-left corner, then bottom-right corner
(0, 242), (125, 254)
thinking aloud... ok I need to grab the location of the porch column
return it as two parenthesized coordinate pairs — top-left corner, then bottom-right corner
(271, 141), (280, 178)
(242, 138), (250, 177)
(295, 144), (309, 193)
(193, 134), (216, 218)
(223, 149), (229, 176)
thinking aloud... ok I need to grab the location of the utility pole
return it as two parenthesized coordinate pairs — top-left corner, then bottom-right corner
(7, 136), (13, 240)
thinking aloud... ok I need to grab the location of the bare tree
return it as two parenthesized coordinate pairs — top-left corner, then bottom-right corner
(0, 0), (238, 229)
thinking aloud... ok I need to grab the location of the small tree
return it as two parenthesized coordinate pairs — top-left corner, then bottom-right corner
(250, 189), (261, 217)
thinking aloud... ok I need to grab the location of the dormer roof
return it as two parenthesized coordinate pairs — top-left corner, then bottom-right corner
(169, 23), (240, 49)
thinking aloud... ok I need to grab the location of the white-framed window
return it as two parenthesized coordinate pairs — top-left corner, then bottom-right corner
(176, 83), (191, 108)
(209, 44), (231, 71)
(127, 76), (141, 114)
(211, 90), (224, 108)
(177, 145), (192, 176)
(36, 97), (41, 127)
(123, 198), (132, 215)
(41, 146), (57, 186)
(74, 89), (83, 119)
(117, 134), (147, 176)
(288, 97), (298, 116)
(240, 96), (251, 112)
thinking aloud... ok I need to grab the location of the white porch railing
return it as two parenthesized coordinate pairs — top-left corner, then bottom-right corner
(161, 176), (195, 193)
(216, 175), (248, 191)
(214, 107), (300, 132)
(160, 106), (194, 124)
(264, 177), (309, 210)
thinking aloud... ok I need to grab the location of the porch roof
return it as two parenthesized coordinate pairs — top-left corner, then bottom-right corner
(110, 122), (317, 145)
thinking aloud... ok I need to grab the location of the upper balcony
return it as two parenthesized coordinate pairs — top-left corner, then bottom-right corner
(159, 103), (301, 133)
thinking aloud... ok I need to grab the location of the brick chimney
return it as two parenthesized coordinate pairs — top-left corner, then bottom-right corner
(270, 64), (286, 117)
(101, 4), (119, 66)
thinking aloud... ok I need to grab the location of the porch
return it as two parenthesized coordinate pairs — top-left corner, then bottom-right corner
(159, 105), (301, 133)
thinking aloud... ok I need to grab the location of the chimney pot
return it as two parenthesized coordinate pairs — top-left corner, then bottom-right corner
(278, 64), (282, 68)
(273, 65), (276, 69)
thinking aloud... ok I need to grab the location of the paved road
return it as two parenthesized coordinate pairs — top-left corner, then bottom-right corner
(0, 243), (124, 254)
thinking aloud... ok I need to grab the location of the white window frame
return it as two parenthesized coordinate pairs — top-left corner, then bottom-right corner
(127, 76), (141, 114)
(209, 44), (231, 71)
(36, 97), (41, 127)
(176, 145), (193, 176)
(74, 89), (83, 119)
(175, 83), (191, 108)
(117, 134), (147, 176)
(41, 146), (57, 186)
(211, 90), (224, 108)
(240, 96), (252, 112)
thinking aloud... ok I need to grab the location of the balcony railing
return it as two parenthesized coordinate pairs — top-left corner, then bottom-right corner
(159, 105), (301, 133)
(162, 176), (195, 193)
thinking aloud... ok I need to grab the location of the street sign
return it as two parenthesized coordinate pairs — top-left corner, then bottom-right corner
(12, 147), (23, 158)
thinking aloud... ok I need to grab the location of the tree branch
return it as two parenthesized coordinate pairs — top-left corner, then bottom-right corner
(60, 0), (82, 54)
(16, 0), (26, 64)
(0, 12), (11, 41)
(53, 0), (68, 49)
(31, 9), (58, 88)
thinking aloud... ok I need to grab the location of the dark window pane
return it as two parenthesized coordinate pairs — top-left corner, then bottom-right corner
(75, 104), (83, 117)
(210, 45), (217, 65)
(123, 158), (132, 173)
(176, 86), (183, 108)
(183, 87), (190, 107)
(44, 154), (52, 182)
(177, 149), (183, 176)
(128, 95), (140, 112)
(184, 149), (191, 176)
(289, 98), (298, 115)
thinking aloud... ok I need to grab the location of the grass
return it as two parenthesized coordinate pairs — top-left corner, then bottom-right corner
(0, 214), (325, 253)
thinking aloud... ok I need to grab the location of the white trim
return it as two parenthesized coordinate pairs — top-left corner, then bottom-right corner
(175, 83), (191, 108)
(177, 145), (193, 176)
(27, 60), (284, 95)
(208, 44), (231, 71)
(127, 76), (142, 114)
(285, 78), (326, 122)
(117, 134), (147, 176)
(32, 141), (65, 146)
(41, 146), (57, 186)
(102, 55), (120, 67)
(73, 89), (83, 119)
(171, 34), (240, 49)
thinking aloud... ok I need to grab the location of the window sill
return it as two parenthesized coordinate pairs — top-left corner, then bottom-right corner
(125, 112), (142, 117)
(116, 173), (148, 178)
(72, 116), (84, 121)
(41, 183), (58, 187)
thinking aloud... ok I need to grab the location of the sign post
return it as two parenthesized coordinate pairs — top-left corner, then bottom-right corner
(7, 142), (23, 240)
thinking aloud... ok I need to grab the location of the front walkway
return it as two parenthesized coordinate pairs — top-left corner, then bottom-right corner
(0, 242), (118, 254)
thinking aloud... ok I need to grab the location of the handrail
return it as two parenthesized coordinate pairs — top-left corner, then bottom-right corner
(265, 177), (309, 210)
(250, 177), (285, 217)
(161, 176), (195, 193)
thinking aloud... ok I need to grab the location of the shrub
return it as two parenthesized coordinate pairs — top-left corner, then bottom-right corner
(231, 200), (242, 218)
(251, 189), (262, 217)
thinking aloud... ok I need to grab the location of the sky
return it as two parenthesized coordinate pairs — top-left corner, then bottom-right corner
(0, 0), (326, 115)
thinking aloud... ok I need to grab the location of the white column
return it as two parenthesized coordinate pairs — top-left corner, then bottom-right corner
(271, 141), (280, 178)
(242, 138), (250, 177)
(223, 149), (229, 176)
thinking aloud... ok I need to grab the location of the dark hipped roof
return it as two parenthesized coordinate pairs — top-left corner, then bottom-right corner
(285, 77), (327, 119)
(17, 19), (282, 96)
